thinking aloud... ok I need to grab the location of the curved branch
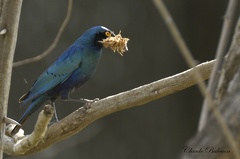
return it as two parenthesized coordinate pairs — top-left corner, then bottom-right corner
(5, 59), (214, 156)
(4, 105), (53, 156)
(13, 0), (73, 67)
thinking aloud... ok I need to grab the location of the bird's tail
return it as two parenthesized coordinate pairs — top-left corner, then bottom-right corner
(11, 95), (47, 136)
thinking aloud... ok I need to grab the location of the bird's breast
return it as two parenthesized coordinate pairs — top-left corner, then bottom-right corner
(80, 49), (102, 75)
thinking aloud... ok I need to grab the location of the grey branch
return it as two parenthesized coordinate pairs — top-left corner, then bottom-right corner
(0, 1), (23, 159)
(12, 0), (73, 67)
(4, 105), (53, 156)
(179, 16), (240, 159)
(199, 0), (238, 132)
(3, 59), (214, 156)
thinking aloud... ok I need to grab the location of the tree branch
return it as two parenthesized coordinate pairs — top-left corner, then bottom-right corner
(4, 105), (53, 155)
(13, 0), (72, 67)
(4, 59), (214, 156)
(153, 0), (240, 158)
(0, 1), (22, 159)
(180, 16), (240, 159)
(199, 0), (238, 132)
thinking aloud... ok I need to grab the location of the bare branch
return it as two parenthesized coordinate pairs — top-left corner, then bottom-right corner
(152, 0), (198, 68)
(180, 16), (240, 159)
(199, 0), (238, 132)
(13, 0), (73, 67)
(4, 105), (53, 156)
(152, 0), (240, 158)
(0, 1), (23, 159)
(4, 59), (214, 156)
(152, 0), (207, 101)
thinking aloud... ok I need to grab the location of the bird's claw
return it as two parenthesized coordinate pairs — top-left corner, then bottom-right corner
(79, 98), (99, 103)
(64, 98), (99, 103)
(83, 98), (99, 109)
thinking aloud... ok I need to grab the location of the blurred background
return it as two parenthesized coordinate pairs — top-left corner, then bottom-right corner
(6, 0), (237, 158)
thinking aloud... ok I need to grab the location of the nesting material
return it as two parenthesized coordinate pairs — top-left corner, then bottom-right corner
(99, 31), (129, 56)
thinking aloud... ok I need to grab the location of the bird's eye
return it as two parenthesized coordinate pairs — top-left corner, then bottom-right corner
(105, 31), (111, 37)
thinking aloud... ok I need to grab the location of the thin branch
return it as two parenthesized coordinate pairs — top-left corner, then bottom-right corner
(152, 0), (240, 158)
(4, 59), (214, 156)
(13, 0), (73, 67)
(0, 1), (23, 159)
(152, 0), (208, 96)
(152, 0), (198, 68)
(199, 0), (238, 131)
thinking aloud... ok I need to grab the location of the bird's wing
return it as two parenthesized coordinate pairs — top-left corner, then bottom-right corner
(21, 47), (82, 105)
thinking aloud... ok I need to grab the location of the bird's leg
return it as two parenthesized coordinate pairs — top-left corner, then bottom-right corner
(50, 101), (59, 122)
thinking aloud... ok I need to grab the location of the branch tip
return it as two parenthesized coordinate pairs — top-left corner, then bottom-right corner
(43, 104), (54, 116)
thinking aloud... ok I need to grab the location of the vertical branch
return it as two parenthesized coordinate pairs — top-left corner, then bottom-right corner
(153, 0), (240, 158)
(152, 0), (206, 95)
(199, 0), (238, 131)
(0, 1), (23, 159)
(180, 17), (240, 159)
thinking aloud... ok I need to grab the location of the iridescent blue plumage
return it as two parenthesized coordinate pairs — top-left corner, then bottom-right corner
(12, 26), (115, 135)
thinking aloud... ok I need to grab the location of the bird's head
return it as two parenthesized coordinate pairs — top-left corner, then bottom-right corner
(81, 26), (115, 49)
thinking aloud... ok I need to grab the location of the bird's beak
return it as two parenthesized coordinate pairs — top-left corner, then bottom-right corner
(111, 31), (116, 37)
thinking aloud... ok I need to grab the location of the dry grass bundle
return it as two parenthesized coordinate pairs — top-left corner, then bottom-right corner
(99, 31), (129, 56)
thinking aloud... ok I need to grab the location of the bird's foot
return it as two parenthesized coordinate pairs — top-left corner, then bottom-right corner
(63, 98), (99, 110)
(63, 98), (100, 104)
(84, 98), (100, 103)
(84, 98), (99, 109)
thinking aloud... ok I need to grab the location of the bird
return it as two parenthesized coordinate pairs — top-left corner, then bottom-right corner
(11, 26), (115, 136)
